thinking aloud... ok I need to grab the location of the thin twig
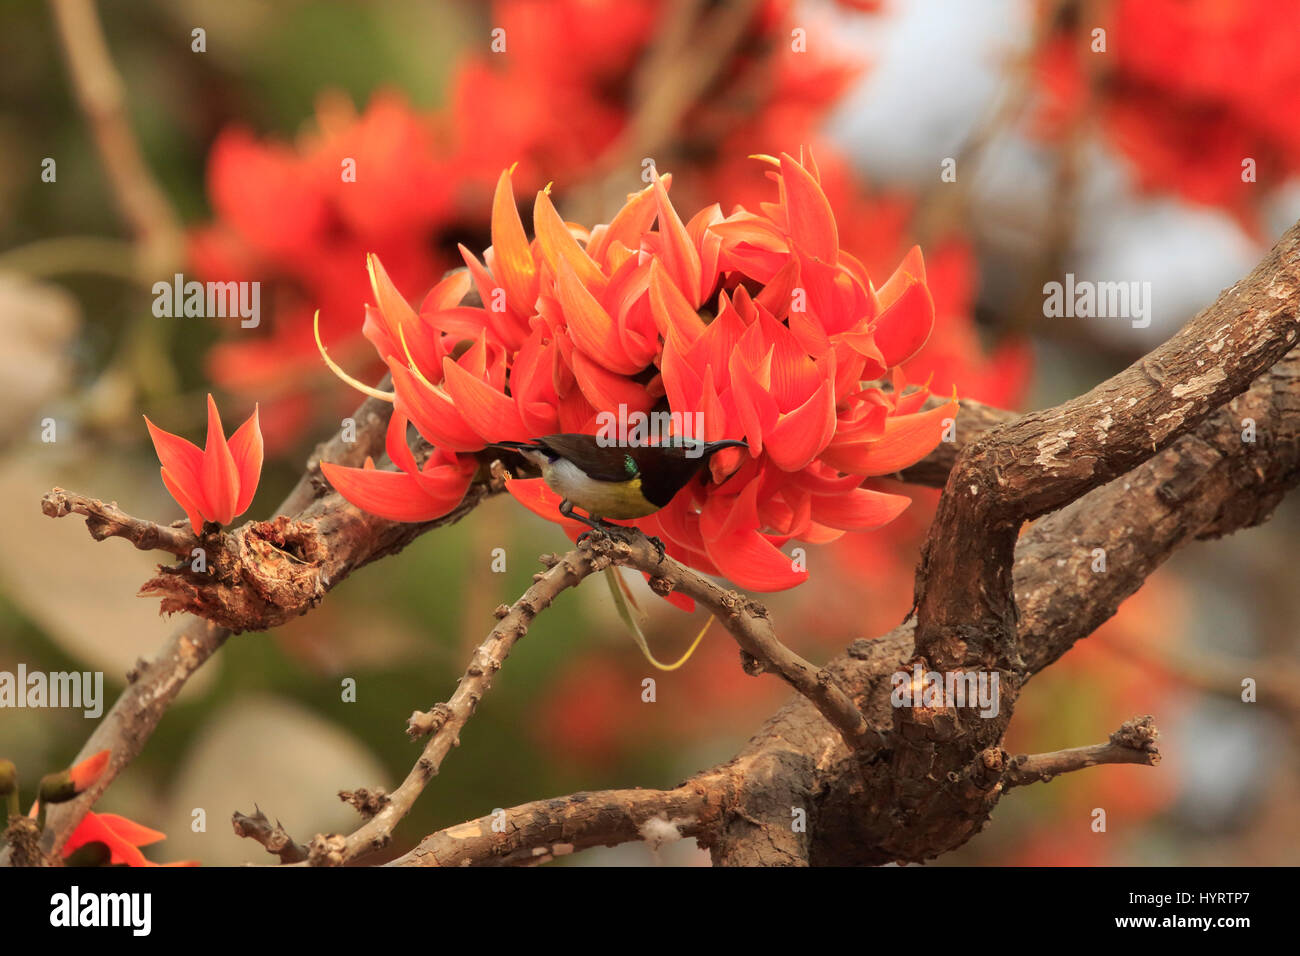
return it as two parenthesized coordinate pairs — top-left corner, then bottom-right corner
(314, 537), (635, 865)
(41, 488), (197, 557)
(231, 807), (310, 864)
(587, 533), (880, 751)
(1002, 716), (1162, 789)
(48, 0), (184, 276)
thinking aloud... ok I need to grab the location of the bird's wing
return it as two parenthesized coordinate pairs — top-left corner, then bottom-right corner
(536, 433), (634, 482)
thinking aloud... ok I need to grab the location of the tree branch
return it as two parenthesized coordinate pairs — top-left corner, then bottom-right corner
(40, 489), (196, 556)
(48, 0), (184, 275)
(389, 784), (720, 867)
(915, 218), (1300, 672)
(1002, 716), (1161, 789)
(231, 807), (310, 864)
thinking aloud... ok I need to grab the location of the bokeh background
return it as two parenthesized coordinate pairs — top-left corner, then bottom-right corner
(2, 0), (1299, 865)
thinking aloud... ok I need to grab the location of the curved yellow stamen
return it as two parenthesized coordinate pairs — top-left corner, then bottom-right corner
(364, 253), (384, 306)
(748, 153), (781, 167)
(313, 310), (395, 402)
(604, 566), (713, 671)
(643, 613), (714, 673)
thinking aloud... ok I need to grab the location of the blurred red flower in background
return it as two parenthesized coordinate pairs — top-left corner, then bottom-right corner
(190, 91), (456, 448)
(1035, 0), (1300, 229)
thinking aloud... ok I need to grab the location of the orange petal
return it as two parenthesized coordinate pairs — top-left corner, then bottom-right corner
(754, 257), (801, 320)
(533, 188), (605, 292)
(457, 244), (529, 349)
(504, 477), (588, 534)
(587, 179), (661, 264)
(810, 487), (911, 531)
(95, 812), (166, 848)
(490, 167), (539, 313)
(419, 268), (472, 314)
(63, 811), (164, 867)
(441, 356), (531, 441)
(873, 262), (935, 368)
(384, 410), (420, 476)
(159, 467), (206, 535)
(765, 378), (837, 471)
(728, 350), (779, 455)
(822, 398), (957, 476)
(390, 364), (484, 452)
(322, 458), (464, 522)
(779, 152), (837, 262)
(648, 259), (706, 344)
(556, 259), (642, 374)
(704, 527), (808, 592)
(144, 415), (207, 517)
(228, 405), (263, 517)
(367, 253), (419, 332)
(200, 394), (240, 525)
(570, 349), (654, 413)
(652, 176), (703, 307)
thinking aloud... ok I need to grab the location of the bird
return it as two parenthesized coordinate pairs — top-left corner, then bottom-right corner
(486, 433), (749, 532)
(487, 433), (746, 671)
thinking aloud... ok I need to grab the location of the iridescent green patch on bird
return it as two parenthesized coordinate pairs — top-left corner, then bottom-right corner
(623, 454), (638, 476)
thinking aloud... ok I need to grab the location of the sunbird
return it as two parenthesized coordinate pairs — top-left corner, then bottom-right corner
(487, 434), (749, 529)
(487, 433), (747, 672)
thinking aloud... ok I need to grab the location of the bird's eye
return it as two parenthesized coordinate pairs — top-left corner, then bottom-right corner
(624, 454), (638, 476)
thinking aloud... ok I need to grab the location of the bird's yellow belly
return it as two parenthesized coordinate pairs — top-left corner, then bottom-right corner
(542, 460), (659, 519)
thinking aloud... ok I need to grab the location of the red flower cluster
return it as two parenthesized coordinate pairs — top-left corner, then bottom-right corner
(1035, 0), (1300, 226)
(321, 153), (956, 592)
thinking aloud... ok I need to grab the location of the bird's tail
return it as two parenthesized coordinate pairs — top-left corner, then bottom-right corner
(484, 440), (538, 454)
(479, 440), (544, 478)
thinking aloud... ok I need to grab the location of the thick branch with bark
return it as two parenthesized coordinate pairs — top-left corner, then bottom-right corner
(917, 220), (1300, 672)
(391, 783), (723, 867)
